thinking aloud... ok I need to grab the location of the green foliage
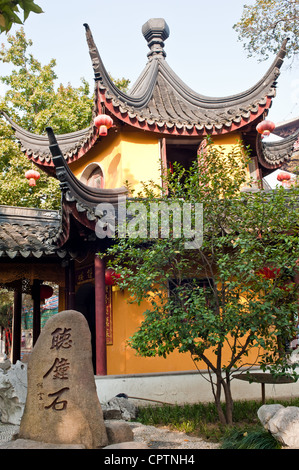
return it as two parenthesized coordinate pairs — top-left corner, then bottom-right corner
(137, 398), (299, 445)
(0, 289), (13, 327)
(0, 29), (93, 133)
(220, 426), (281, 449)
(0, 0), (43, 33)
(109, 74), (130, 93)
(0, 28), (131, 209)
(233, 0), (299, 61)
(0, 304), (12, 328)
(102, 138), (299, 424)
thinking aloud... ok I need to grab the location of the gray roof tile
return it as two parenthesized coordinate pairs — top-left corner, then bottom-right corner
(0, 206), (61, 258)
(1, 19), (292, 172)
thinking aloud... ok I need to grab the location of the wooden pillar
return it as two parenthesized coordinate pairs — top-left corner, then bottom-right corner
(65, 259), (75, 310)
(94, 255), (107, 375)
(160, 137), (167, 192)
(32, 279), (41, 345)
(12, 290), (22, 363)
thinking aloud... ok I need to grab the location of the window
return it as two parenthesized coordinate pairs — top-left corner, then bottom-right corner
(80, 163), (104, 189)
(160, 138), (201, 192)
(161, 138), (200, 174)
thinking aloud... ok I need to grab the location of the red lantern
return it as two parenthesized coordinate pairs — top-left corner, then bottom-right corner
(25, 169), (40, 186)
(94, 114), (113, 136)
(105, 268), (121, 286)
(40, 284), (53, 300)
(256, 120), (275, 136)
(277, 172), (291, 182)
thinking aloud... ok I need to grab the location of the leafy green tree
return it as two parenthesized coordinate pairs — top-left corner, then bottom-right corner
(0, 288), (12, 327)
(0, 28), (94, 209)
(0, 0), (43, 33)
(0, 28), (131, 209)
(233, 0), (299, 61)
(102, 139), (299, 425)
(109, 74), (130, 93)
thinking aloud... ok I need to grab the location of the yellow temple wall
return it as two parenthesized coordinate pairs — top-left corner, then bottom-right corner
(69, 130), (161, 193)
(70, 128), (254, 376)
(212, 132), (243, 151)
(106, 285), (259, 375)
(69, 132), (124, 188)
(69, 130), (246, 195)
(106, 287), (193, 375)
(120, 132), (161, 194)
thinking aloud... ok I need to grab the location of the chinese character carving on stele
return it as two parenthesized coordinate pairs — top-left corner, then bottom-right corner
(50, 327), (72, 350)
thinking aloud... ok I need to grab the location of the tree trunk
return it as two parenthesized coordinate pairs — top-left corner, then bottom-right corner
(213, 373), (234, 425)
(214, 374), (227, 425)
(222, 376), (234, 425)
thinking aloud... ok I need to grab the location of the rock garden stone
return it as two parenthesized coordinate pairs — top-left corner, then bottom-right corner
(258, 404), (299, 448)
(102, 395), (137, 421)
(105, 420), (134, 444)
(0, 360), (27, 425)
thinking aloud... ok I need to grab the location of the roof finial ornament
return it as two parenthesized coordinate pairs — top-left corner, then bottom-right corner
(142, 18), (170, 60)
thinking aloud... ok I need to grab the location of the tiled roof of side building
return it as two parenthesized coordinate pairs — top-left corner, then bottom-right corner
(0, 206), (61, 259)
(257, 128), (299, 169)
(272, 116), (299, 138)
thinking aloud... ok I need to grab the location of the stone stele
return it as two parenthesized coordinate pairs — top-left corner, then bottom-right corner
(18, 310), (108, 449)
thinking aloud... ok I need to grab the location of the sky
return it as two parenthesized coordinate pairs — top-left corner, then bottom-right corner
(1, 0), (298, 137)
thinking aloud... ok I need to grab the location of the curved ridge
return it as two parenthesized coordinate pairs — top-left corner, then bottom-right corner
(87, 16), (287, 112)
(1, 110), (96, 166)
(154, 39), (287, 108)
(84, 23), (159, 109)
(46, 127), (128, 206)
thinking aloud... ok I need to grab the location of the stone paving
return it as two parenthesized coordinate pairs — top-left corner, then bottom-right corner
(0, 421), (220, 449)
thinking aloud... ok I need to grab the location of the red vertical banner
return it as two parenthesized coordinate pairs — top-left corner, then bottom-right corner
(105, 286), (113, 345)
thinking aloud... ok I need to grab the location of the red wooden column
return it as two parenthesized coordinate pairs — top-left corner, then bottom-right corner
(12, 289), (22, 363)
(65, 259), (75, 310)
(94, 255), (107, 375)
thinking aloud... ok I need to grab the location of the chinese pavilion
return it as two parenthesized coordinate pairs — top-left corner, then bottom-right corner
(1, 18), (298, 376)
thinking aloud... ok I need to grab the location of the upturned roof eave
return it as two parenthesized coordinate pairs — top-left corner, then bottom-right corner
(46, 126), (128, 207)
(1, 110), (99, 173)
(2, 20), (289, 167)
(123, 38), (287, 110)
(256, 128), (299, 169)
(84, 23), (159, 109)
